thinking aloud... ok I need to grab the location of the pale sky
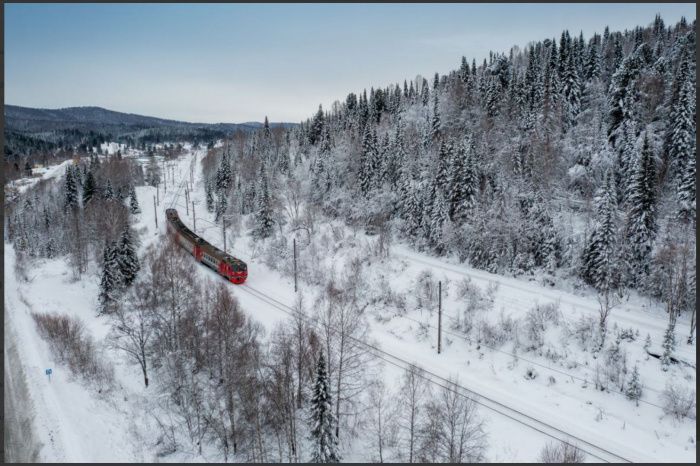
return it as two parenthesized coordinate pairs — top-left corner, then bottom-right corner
(5, 3), (696, 123)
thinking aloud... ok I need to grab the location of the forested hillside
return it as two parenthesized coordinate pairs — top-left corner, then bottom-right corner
(4, 14), (696, 463)
(204, 15), (695, 313)
(3, 105), (294, 173)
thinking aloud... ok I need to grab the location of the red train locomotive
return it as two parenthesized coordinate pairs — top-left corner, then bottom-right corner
(166, 208), (248, 284)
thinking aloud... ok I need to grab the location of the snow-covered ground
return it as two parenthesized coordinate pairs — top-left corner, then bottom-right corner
(5, 146), (696, 462)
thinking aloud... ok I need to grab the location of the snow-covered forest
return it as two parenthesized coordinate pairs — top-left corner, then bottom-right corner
(4, 14), (696, 463)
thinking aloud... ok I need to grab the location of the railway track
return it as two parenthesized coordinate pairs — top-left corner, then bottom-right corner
(393, 248), (692, 340)
(167, 148), (638, 463)
(237, 283), (634, 463)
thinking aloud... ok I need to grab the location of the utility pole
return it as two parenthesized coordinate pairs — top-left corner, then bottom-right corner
(192, 201), (196, 233)
(437, 280), (442, 354)
(185, 188), (189, 215)
(153, 196), (158, 230)
(163, 161), (167, 193)
(156, 184), (159, 205)
(293, 238), (298, 292)
(223, 218), (227, 253)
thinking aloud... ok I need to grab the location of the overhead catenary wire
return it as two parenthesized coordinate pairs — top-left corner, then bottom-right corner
(168, 194), (667, 402)
(237, 282), (632, 464)
(165, 148), (635, 463)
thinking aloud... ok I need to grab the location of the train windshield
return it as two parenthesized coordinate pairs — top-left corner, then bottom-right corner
(228, 259), (247, 272)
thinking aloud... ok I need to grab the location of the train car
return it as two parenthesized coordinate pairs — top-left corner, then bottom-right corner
(166, 208), (248, 284)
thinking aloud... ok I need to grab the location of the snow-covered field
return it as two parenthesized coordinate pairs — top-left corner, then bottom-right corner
(5, 147), (696, 462)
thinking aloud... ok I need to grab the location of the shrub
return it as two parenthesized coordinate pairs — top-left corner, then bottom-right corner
(31, 312), (113, 391)
(478, 312), (516, 348)
(569, 314), (597, 351)
(524, 367), (538, 380)
(539, 441), (586, 463)
(415, 269), (438, 309)
(661, 383), (696, 421)
(456, 278), (494, 317)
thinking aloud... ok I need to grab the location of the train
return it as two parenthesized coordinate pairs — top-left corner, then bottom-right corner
(166, 208), (248, 284)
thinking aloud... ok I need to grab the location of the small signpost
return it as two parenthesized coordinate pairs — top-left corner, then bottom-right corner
(45, 368), (52, 382)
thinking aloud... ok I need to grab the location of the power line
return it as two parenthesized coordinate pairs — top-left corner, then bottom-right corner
(166, 149), (634, 463)
(237, 283), (631, 463)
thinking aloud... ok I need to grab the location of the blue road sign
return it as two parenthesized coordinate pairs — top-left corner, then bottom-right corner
(45, 368), (52, 375)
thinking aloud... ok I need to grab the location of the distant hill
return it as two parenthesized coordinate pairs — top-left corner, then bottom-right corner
(4, 105), (296, 159)
(4, 105), (293, 133)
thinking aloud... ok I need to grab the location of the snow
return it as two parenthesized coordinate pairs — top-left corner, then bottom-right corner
(164, 149), (697, 462)
(5, 146), (696, 463)
(4, 248), (149, 462)
(6, 159), (74, 198)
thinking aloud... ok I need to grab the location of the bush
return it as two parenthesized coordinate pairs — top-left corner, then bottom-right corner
(478, 312), (516, 348)
(568, 314), (597, 351)
(415, 269), (438, 309)
(31, 312), (113, 391)
(524, 367), (538, 380)
(539, 440), (586, 463)
(661, 383), (696, 421)
(456, 278), (494, 316)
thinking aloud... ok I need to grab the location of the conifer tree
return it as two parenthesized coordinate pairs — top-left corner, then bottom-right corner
(64, 166), (79, 211)
(82, 170), (96, 206)
(460, 56), (470, 83)
(206, 179), (215, 213)
(215, 189), (228, 222)
(421, 78), (430, 106)
(431, 92), (441, 140)
(581, 172), (620, 292)
(449, 139), (477, 223)
(429, 187), (449, 253)
(98, 241), (123, 314)
(215, 150), (233, 193)
(661, 317), (676, 371)
(669, 63), (695, 181)
(117, 226), (140, 286)
(625, 134), (657, 282)
(308, 104), (325, 145)
(561, 52), (581, 126)
(310, 352), (340, 463)
(626, 364), (643, 405)
(254, 174), (275, 239)
(585, 36), (599, 80)
(677, 146), (696, 223)
(358, 125), (375, 196)
(103, 179), (115, 200)
(129, 184), (141, 214)
(484, 77), (501, 118)
(607, 54), (641, 147)
(643, 333), (652, 353)
(613, 37), (623, 71)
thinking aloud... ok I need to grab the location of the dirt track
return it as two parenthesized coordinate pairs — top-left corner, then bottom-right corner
(4, 322), (42, 463)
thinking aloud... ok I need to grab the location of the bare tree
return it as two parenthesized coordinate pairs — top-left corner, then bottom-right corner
(434, 377), (487, 463)
(366, 378), (398, 462)
(108, 281), (155, 387)
(265, 323), (302, 462)
(291, 296), (318, 409)
(281, 176), (305, 230)
(316, 268), (373, 439)
(539, 440), (586, 463)
(595, 289), (621, 351)
(397, 365), (430, 463)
